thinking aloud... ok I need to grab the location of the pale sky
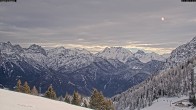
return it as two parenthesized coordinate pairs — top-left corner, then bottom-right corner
(0, 0), (196, 54)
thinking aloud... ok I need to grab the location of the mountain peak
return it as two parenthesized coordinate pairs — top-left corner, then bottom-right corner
(133, 50), (165, 63)
(0, 41), (17, 54)
(0, 41), (13, 47)
(96, 47), (133, 63)
(29, 44), (42, 49)
(27, 44), (46, 56)
(135, 50), (145, 55)
(71, 48), (92, 55)
(102, 47), (132, 53)
(190, 36), (196, 43)
(7, 41), (12, 45)
(169, 36), (196, 64)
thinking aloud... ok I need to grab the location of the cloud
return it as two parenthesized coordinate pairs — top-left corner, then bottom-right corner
(0, 0), (196, 54)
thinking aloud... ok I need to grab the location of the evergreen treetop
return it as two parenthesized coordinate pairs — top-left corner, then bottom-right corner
(16, 79), (22, 92)
(71, 91), (81, 106)
(89, 88), (114, 110)
(45, 85), (56, 99)
(64, 92), (71, 103)
(23, 81), (31, 94)
(31, 86), (38, 96)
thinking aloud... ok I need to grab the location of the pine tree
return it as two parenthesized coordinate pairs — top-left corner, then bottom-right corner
(71, 91), (80, 105)
(64, 92), (71, 103)
(89, 89), (106, 110)
(23, 81), (31, 94)
(112, 58), (196, 110)
(45, 85), (56, 99)
(104, 99), (115, 110)
(31, 86), (38, 96)
(89, 89), (99, 109)
(16, 79), (22, 92)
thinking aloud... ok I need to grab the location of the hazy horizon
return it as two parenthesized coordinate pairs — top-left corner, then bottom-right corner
(1, 40), (192, 55)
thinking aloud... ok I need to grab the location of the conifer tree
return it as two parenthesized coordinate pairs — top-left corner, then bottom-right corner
(23, 81), (31, 94)
(31, 86), (38, 96)
(16, 79), (22, 92)
(89, 89), (106, 110)
(64, 92), (71, 103)
(45, 85), (56, 99)
(104, 99), (115, 110)
(71, 91), (80, 105)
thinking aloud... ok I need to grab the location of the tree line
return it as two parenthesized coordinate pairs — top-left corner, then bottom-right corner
(16, 80), (38, 95)
(15, 80), (114, 110)
(112, 56), (196, 110)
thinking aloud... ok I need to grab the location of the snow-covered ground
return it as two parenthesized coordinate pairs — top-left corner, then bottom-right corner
(141, 96), (194, 110)
(0, 89), (90, 110)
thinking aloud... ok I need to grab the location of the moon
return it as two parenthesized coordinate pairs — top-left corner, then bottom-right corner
(161, 17), (165, 21)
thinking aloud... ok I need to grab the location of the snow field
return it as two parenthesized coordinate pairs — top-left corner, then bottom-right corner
(0, 89), (90, 110)
(141, 96), (194, 110)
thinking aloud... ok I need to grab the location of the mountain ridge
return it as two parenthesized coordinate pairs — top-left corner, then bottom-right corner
(0, 41), (165, 97)
(112, 36), (196, 110)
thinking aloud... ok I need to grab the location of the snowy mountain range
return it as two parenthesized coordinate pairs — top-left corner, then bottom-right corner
(0, 42), (165, 97)
(133, 50), (167, 63)
(112, 36), (196, 110)
(1, 36), (194, 110)
(96, 47), (167, 63)
(95, 47), (133, 63)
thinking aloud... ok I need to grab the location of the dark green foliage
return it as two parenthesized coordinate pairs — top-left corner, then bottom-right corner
(23, 81), (31, 94)
(104, 99), (115, 110)
(45, 85), (56, 99)
(16, 79), (22, 92)
(89, 89), (105, 109)
(71, 91), (81, 105)
(89, 88), (114, 110)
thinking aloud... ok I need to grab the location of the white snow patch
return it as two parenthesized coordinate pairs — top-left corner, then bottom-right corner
(104, 78), (111, 90)
(96, 47), (133, 63)
(141, 96), (194, 110)
(0, 89), (90, 110)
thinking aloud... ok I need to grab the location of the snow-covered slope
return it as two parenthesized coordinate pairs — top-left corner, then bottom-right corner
(112, 36), (196, 110)
(133, 50), (166, 63)
(22, 44), (47, 66)
(46, 47), (94, 72)
(0, 42), (94, 72)
(96, 47), (166, 63)
(0, 42), (24, 55)
(96, 47), (133, 63)
(169, 36), (196, 65)
(140, 96), (193, 110)
(0, 89), (90, 110)
(112, 57), (196, 110)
